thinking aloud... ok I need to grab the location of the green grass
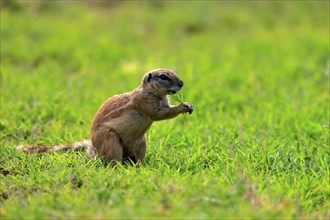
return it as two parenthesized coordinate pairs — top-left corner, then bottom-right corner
(1, 1), (329, 219)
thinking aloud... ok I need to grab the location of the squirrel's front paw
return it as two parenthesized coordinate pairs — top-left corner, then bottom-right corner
(181, 102), (194, 114)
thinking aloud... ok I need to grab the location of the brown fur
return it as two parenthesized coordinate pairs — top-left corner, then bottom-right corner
(90, 68), (193, 164)
(16, 69), (194, 165)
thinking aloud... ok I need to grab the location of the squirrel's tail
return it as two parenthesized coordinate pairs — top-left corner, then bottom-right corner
(16, 139), (92, 153)
(16, 140), (97, 159)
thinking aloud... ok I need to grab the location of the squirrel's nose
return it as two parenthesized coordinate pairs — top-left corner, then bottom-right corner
(178, 81), (184, 88)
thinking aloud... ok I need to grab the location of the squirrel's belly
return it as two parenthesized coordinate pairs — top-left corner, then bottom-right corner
(102, 111), (153, 140)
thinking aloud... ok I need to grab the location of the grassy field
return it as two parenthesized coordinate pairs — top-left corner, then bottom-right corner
(0, 1), (329, 219)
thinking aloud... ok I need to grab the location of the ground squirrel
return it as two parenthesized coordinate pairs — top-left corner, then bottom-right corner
(17, 69), (194, 164)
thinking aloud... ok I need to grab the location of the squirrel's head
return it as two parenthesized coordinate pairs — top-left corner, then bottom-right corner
(142, 69), (184, 97)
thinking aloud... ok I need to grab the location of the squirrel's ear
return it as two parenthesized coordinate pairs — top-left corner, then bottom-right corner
(144, 73), (152, 83)
(147, 73), (152, 82)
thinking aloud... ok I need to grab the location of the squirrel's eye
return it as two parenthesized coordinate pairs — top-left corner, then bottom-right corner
(159, 75), (170, 80)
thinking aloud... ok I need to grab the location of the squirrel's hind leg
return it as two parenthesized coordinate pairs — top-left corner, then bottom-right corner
(93, 130), (123, 164)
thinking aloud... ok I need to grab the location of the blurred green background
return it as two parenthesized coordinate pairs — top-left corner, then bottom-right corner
(1, 0), (329, 219)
